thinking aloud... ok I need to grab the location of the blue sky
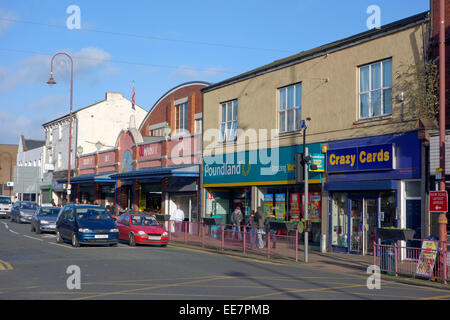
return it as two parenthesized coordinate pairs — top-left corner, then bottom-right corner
(0, 0), (429, 144)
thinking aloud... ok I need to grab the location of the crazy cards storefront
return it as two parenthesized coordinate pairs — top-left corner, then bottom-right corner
(325, 131), (423, 255)
(203, 143), (325, 244)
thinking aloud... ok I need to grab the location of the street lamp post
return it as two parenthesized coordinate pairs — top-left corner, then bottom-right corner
(47, 52), (74, 204)
(301, 117), (311, 263)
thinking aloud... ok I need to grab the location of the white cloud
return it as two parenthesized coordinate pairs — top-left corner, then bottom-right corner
(0, 47), (113, 90)
(170, 65), (229, 80)
(25, 94), (67, 111)
(0, 111), (47, 144)
(0, 9), (16, 36)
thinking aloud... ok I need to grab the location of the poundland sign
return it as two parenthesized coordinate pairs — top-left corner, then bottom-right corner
(327, 144), (394, 173)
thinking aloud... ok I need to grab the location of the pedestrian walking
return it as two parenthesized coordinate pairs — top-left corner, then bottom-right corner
(231, 206), (243, 241)
(265, 211), (277, 248)
(256, 208), (265, 249)
(247, 210), (258, 248)
(172, 204), (185, 233)
(51, 199), (56, 207)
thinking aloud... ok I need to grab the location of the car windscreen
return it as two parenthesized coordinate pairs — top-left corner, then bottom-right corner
(20, 203), (37, 210)
(0, 197), (11, 204)
(130, 215), (160, 226)
(38, 208), (60, 216)
(76, 208), (112, 221)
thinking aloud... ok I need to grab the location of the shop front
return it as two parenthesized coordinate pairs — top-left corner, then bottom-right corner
(203, 143), (325, 244)
(325, 131), (423, 255)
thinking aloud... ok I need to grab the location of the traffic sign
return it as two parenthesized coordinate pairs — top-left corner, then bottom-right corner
(429, 191), (448, 213)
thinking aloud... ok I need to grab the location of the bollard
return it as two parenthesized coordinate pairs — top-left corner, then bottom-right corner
(295, 229), (299, 262)
(221, 224), (224, 251)
(394, 242), (398, 277)
(267, 230), (271, 259)
(243, 226), (246, 254)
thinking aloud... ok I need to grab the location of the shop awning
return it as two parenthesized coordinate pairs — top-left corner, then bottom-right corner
(111, 165), (199, 181)
(57, 172), (116, 185)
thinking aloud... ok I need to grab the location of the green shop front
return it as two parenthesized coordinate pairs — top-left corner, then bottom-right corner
(203, 143), (325, 244)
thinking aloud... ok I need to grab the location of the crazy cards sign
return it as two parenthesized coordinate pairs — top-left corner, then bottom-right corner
(327, 144), (394, 173)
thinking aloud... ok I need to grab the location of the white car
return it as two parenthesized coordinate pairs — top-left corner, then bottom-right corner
(0, 196), (12, 219)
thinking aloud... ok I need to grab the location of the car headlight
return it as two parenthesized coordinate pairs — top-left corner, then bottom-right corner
(109, 228), (119, 233)
(20, 211), (25, 216)
(162, 232), (168, 237)
(40, 220), (49, 224)
(78, 228), (92, 233)
(137, 231), (146, 236)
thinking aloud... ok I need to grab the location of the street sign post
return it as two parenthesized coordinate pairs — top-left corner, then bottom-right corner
(429, 191), (448, 213)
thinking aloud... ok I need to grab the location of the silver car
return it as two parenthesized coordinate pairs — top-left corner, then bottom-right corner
(11, 201), (38, 224)
(0, 196), (12, 219)
(31, 206), (61, 233)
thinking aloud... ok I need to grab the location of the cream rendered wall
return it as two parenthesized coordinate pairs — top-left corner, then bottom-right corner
(76, 92), (147, 155)
(203, 25), (426, 155)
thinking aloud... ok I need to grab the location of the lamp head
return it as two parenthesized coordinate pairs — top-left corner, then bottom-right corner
(47, 75), (56, 87)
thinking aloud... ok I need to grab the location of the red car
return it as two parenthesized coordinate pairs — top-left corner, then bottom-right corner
(116, 213), (168, 246)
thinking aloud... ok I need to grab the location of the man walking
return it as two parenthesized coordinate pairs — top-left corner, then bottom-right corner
(256, 207), (265, 249)
(231, 206), (243, 241)
(172, 204), (185, 233)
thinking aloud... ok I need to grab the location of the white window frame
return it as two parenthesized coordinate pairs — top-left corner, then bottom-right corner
(175, 102), (188, 133)
(359, 58), (393, 119)
(220, 99), (238, 142)
(278, 83), (302, 133)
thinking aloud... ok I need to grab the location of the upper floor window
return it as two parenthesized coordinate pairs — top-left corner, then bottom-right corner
(175, 102), (188, 132)
(58, 124), (62, 140)
(220, 99), (238, 142)
(359, 59), (392, 119)
(279, 83), (302, 133)
(194, 119), (202, 134)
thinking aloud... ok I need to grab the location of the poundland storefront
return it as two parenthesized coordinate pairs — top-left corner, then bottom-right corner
(203, 143), (325, 244)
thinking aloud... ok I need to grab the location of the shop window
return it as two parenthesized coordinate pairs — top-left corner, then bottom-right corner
(331, 193), (348, 248)
(359, 59), (392, 119)
(380, 191), (396, 228)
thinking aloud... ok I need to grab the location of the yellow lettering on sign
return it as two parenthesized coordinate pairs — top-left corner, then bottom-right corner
(360, 151), (366, 163)
(329, 154), (335, 165)
(351, 155), (356, 167)
(340, 156), (345, 165)
(384, 151), (389, 161)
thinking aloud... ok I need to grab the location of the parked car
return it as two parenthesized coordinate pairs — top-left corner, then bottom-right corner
(55, 205), (119, 247)
(0, 196), (12, 219)
(116, 213), (168, 246)
(31, 206), (61, 234)
(10, 201), (38, 223)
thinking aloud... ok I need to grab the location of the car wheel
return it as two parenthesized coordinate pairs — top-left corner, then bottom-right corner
(72, 233), (80, 247)
(129, 233), (136, 247)
(56, 231), (64, 243)
(109, 243), (118, 247)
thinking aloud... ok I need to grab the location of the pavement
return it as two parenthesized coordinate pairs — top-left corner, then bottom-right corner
(169, 241), (450, 291)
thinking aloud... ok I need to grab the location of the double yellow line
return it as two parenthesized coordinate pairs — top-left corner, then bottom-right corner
(0, 260), (13, 271)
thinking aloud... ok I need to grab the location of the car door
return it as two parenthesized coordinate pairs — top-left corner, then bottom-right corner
(65, 207), (75, 237)
(121, 215), (131, 239)
(57, 208), (68, 238)
(116, 214), (124, 240)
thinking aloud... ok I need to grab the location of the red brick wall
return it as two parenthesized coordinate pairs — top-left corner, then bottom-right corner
(140, 83), (207, 136)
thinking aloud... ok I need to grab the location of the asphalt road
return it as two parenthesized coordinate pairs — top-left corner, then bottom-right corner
(0, 218), (449, 301)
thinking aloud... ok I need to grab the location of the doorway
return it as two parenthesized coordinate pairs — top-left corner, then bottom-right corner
(348, 196), (378, 255)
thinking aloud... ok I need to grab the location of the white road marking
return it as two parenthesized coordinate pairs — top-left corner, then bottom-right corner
(23, 235), (43, 241)
(8, 229), (18, 235)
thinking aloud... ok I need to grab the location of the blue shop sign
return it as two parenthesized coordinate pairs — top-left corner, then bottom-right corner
(327, 144), (394, 173)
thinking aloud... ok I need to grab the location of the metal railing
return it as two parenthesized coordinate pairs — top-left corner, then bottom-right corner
(373, 239), (449, 283)
(165, 220), (301, 262)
